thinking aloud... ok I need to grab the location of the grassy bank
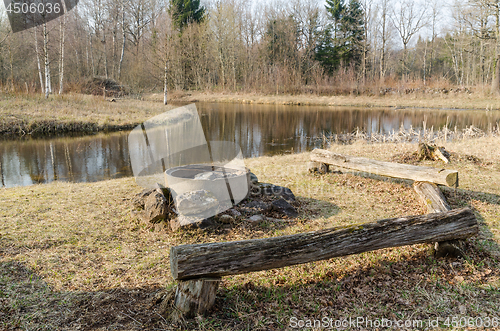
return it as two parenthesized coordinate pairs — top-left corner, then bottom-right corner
(0, 93), (177, 136)
(164, 90), (500, 111)
(2, 90), (500, 138)
(1, 137), (499, 330)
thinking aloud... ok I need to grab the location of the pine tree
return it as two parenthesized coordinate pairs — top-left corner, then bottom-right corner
(317, 0), (365, 73)
(169, 0), (206, 32)
(339, 0), (365, 65)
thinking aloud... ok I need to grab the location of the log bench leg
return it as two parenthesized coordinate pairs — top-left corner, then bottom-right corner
(319, 163), (329, 174)
(173, 278), (221, 319)
(434, 240), (466, 258)
(307, 162), (329, 174)
(413, 181), (467, 258)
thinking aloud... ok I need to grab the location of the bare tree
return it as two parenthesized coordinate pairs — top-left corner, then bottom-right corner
(375, 0), (392, 83)
(118, 0), (126, 79)
(59, 4), (67, 94)
(390, 0), (428, 81)
(34, 26), (45, 94)
(43, 22), (52, 98)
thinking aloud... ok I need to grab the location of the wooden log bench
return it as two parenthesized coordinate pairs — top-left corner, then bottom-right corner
(167, 149), (477, 318)
(169, 208), (478, 317)
(309, 149), (458, 187)
(310, 149), (467, 258)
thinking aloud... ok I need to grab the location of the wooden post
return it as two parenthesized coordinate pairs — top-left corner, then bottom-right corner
(170, 208), (477, 280)
(311, 149), (458, 187)
(173, 278), (221, 319)
(413, 181), (451, 213)
(413, 181), (465, 258)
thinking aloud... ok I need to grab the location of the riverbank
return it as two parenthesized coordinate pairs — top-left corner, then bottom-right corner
(164, 90), (500, 111)
(0, 94), (177, 137)
(2, 91), (500, 137)
(1, 138), (499, 330)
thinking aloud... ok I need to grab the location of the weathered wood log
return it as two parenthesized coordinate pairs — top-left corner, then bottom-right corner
(310, 149), (458, 187)
(413, 181), (465, 258)
(413, 181), (451, 213)
(173, 278), (221, 319)
(170, 208), (478, 280)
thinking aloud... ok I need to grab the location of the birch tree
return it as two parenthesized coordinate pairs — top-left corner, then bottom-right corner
(59, 4), (67, 94)
(43, 21), (52, 98)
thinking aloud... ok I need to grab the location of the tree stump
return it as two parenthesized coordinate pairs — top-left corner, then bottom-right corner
(417, 143), (450, 163)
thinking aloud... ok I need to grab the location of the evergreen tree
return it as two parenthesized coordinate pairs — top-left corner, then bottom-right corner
(169, 0), (206, 32)
(317, 0), (365, 73)
(339, 0), (364, 65)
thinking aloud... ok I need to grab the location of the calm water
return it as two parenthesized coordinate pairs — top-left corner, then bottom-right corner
(1, 102), (499, 188)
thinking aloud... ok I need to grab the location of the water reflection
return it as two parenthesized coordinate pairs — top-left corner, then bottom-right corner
(0, 133), (131, 188)
(198, 103), (500, 157)
(1, 103), (499, 188)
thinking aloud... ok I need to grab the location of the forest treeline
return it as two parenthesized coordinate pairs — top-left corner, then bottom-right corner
(2, 0), (500, 96)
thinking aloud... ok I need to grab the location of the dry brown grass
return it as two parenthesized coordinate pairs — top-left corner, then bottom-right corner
(1, 138), (499, 330)
(164, 90), (500, 111)
(0, 93), (178, 136)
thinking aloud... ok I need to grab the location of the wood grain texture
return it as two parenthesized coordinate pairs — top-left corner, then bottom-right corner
(413, 181), (464, 258)
(413, 181), (451, 213)
(173, 278), (221, 318)
(310, 149), (459, 187)
(170, 208), (478, 280)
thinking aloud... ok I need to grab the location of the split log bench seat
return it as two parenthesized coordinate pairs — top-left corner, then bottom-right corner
(309, 148), (458, 187)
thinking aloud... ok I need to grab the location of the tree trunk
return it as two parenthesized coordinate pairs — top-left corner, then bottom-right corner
(413, 181), (451, 213)
(59, 9), (66, 95)
(118, 0), (126, 80)
(90, 34), (96, 76)
(8, 34), (14, 91)
(170, 208), (477, 280)
(104, 33), (109, 79)
(413, 181), (466, 258)
(164, 59), (168, 105)
(34, 26), (45, 94)
(43, 22), (51, 98)
(492, 4), (500, 95)
(492, 54), (500, 95)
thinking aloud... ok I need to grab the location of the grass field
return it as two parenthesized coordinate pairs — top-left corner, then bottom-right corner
(1, 136), (499, 330)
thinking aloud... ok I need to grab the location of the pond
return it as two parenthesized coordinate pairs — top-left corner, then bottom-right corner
(1, 102), (499, 188)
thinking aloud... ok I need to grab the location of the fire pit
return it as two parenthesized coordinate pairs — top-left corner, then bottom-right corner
(165, 164), (250, 217)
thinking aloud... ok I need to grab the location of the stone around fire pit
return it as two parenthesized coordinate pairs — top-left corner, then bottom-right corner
(143, 190), (169, 223)
(251, 183), (296, 202)
(131, 187), (174, 225)
(170, 215), (215, 231)
(175, 189), (218, 216)
(271, 198), (299, 218)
